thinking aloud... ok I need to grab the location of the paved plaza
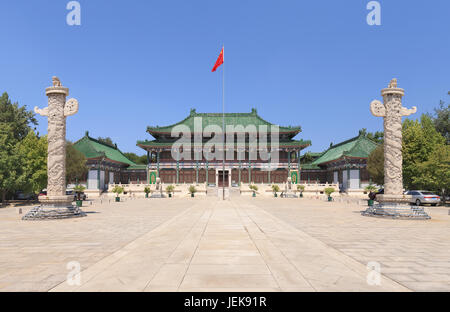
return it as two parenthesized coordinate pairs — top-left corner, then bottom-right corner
(0, 197), (449, 292)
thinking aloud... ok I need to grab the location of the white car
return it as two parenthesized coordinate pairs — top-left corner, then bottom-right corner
(405, 190), (440, 206)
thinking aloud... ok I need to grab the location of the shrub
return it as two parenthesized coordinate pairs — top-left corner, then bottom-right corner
(297, 185), (305, 192)
(271, 184), (280, 193)
(144, 186), (151, 194)
(166, 185), (175, 193)
(188, 185), (197, 194)
(324, 187), (335, 197)
(112, 186), (124, 197)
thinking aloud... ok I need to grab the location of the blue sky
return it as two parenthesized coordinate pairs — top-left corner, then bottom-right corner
(1, 0), (449, 154)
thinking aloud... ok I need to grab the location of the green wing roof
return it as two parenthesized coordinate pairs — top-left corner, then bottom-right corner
(147, 109), (301, 135)
(312, 135), (379, 165)
(74, 133), (136, 166)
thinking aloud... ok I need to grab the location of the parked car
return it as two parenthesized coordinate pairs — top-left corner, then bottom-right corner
(405, 190), (440, 206)
(14, 191), (36, 200)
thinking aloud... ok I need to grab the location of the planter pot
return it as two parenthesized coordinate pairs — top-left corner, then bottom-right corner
(115, 197), (120, 202)
(328, 196), (332, 202)
(252, 192), (256, 197)
(368, 199), (374, 206)
(300, 193), (303, 198)
(145, 193), (149, 198)
(169, 193), (172, 198)
(76, 200), (82, 207)
(191, 193), (194, 198)
(274, 193), (278, 198)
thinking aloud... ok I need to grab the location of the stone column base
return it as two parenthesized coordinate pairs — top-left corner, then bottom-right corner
(22, 195), (86, 220)
(362, 201), (431, 220)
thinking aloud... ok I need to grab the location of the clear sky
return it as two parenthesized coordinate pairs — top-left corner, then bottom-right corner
(1, 0), (449, 155)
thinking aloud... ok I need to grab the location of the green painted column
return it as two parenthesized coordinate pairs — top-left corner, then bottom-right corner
(196, 160), (199, 184)
(176, 160), (179, 184)
(288, 150), (291, 171)
(298, 150), (301, 183)
(206, 161), (209, 184)
(97, 161), (100, 189)
(268, 150), (271, 183)
(238, 161), (241, 185)
(157, 151), (160, 177)
(248, 161), (252, 184)
(147, 151), (150, 184)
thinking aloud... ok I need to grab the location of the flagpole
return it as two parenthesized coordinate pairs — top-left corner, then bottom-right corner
(222, 45), (225, 200)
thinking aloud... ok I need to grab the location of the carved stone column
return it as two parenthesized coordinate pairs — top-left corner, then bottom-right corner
(23, 77), (86, 220)
(363, 79), (430, 219)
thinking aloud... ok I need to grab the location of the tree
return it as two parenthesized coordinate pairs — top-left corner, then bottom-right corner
(16, 131), (48, 194)
(97, 137), (115, 147)
(66, 141), (88, 185)
(123, 152), (147, 164)
(403, 114), (447, 191)
(430, 100), (449, 144)
(0, 127), (25, 204)
(367, 145), (384, 186)
(359, 128), (384, 144)
(0, 92), (37, 141)
(0, 93), (37, 204)
(413, 144), (450, 196)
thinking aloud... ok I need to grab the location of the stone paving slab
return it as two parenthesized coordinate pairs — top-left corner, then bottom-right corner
(1, 197), (447, 291)
(50, 199), (406, 292)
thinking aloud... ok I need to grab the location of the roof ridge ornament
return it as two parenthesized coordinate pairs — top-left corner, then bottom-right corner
(190, 108), (197, 116)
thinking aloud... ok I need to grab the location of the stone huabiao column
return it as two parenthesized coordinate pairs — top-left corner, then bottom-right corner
(23, 77), (85, 220)
(365, 78), (430, 219)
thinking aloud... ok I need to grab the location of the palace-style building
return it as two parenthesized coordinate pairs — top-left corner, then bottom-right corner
(73, 109), (378, 195)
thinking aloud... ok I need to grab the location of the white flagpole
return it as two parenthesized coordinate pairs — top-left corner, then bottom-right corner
(222, 45), (225, 200)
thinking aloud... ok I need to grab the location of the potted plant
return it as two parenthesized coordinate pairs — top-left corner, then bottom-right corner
(144, 186), (151, 198)
(272, 184), (280, 198)
(112, 186), (124, 202)
(166, 185), (175, 198)
(365, 185), (378, 206)
(188, 185), (197, 198)
(73, 185), (85, 207)
(324, 187), (335, 202)
(297, 185), (305, 198)
(249, 184), (258, 197)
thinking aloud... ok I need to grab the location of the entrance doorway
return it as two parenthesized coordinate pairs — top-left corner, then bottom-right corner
(218, 170), (229, 187)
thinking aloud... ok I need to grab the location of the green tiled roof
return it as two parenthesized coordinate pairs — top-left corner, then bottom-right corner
(147, 109), (301, 135)
(312, 135), (379, 165)
(74, 133), (136, 166)
(300, 163), (321, 170)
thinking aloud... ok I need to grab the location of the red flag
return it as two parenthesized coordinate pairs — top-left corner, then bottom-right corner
(211, 47), (224, 72)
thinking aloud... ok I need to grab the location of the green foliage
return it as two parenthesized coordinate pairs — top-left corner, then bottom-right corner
(430, 100), (449, 143)
(364, 184), (378, 192)
(0, 93), (37, 203)
(66, 141), (88, 184)
(112, 186), (124, 196)
(188, 185), (197, 194)
(412, 144), (450, 195)
(249, 184), (258, 191)
(0, 92), (37, 142)
(0, 127), (24, 203)
(367, 145), (384, 186)
(402, 114), (447, 191)
(166, 185), (175, 193)
(297, 185), (305, 192)
(16, 131), (48, 194)
(73, 184), (86, 193)
(271, 184), (280, 193)
(359, 128), (384, 144)
(123, 152), (148, 165)
(97, 137), (115, 147)
(144, 186), (151, 194)
(324, 187), (336, 197)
